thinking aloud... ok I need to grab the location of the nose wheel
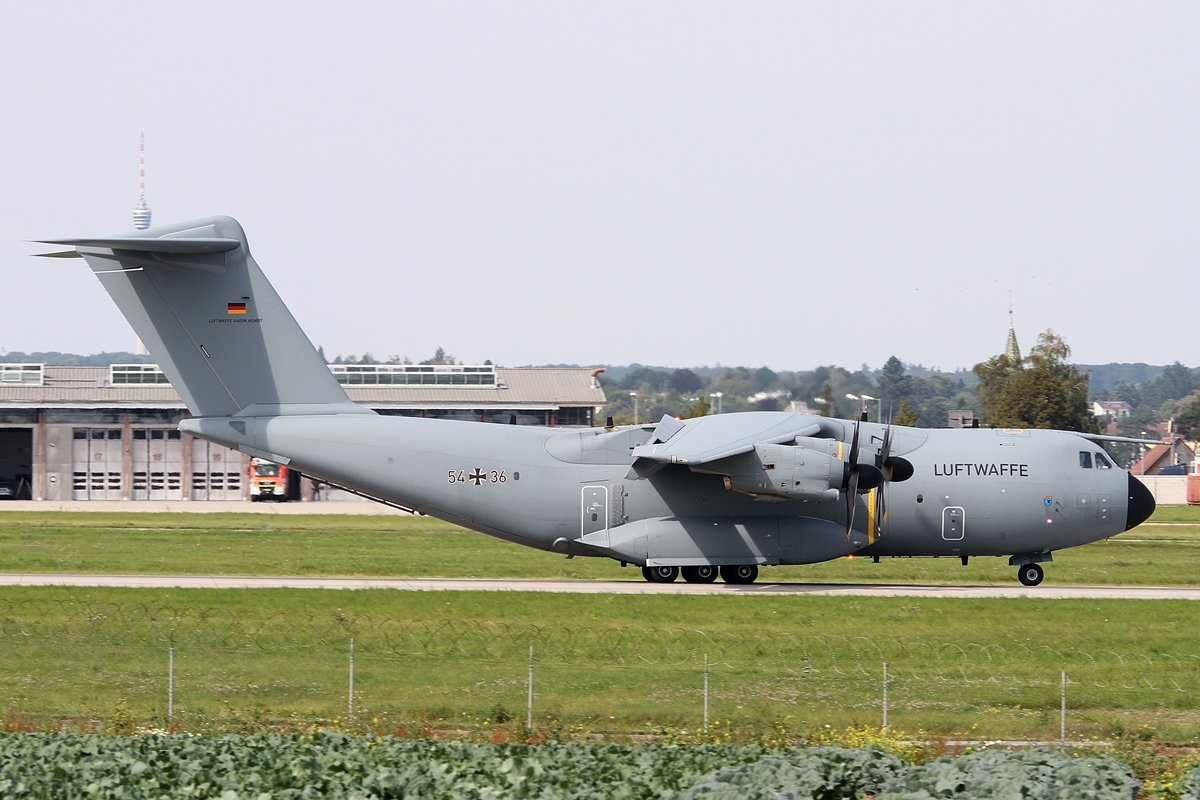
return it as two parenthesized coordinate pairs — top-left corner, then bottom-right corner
(1017, 563), (1044, 587)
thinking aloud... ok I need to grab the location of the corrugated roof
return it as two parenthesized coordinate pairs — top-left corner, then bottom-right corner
(0, 366), (606, 409)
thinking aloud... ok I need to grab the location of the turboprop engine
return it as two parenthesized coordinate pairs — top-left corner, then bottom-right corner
(722, 436), (882, 501)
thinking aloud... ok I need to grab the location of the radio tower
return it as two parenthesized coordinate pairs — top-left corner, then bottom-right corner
(132, 132), (152, 230)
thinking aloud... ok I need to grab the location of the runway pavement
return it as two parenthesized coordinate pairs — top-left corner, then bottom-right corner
(0, 573), (1195, 599)
(0, 499), (409, 515)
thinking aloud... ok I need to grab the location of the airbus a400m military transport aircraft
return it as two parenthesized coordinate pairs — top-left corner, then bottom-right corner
(38, 217), (1156, 586)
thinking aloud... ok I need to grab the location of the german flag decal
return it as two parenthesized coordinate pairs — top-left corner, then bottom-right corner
(227, 302), (247, 315)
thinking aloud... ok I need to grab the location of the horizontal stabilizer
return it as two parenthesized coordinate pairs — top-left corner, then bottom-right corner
(36, 237), (242, 255)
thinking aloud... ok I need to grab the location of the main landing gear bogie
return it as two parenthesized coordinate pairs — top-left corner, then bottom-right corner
(1017, 563), (1044, 587)
(640, 564), (758, 584)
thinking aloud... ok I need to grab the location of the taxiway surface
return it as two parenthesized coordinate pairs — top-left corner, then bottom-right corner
(0, 574), (1195, 599)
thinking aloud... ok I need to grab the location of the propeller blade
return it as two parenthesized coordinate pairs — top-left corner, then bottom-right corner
(873, 426), (893, 540)
(878, 427), (893, 479)
(843, 416), (882, 537)
(844, 417), (860, 538)
(845, 465), (859, 538)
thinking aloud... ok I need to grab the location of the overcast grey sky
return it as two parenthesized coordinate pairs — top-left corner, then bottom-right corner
(4, 2), (1196, 371)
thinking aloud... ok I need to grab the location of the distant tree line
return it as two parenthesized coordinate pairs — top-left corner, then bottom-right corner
(7, 342), (1198, 438)
(600, 331), (1197, 437)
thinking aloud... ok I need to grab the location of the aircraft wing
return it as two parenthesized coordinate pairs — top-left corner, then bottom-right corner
(629, 413), (826, 477)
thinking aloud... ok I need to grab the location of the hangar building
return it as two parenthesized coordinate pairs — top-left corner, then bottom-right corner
(0, 362), (606, 502)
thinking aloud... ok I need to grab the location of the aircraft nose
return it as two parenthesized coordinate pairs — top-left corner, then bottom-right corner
(1126, 473), (1156, 530)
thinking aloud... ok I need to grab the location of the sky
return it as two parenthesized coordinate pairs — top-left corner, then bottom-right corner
(2, 2), (1196, 372)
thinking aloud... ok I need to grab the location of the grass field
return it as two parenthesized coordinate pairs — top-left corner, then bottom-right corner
(0, 506), (1194, 743)
(0, 585), (1197, 743)
(0, 506), (1196, 585)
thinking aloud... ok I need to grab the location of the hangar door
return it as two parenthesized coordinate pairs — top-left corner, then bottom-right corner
(0, 428), (33, 500)
(72, 429), (123, 500)
(191, 439), (244, 500)
(131, 429), (183, 500)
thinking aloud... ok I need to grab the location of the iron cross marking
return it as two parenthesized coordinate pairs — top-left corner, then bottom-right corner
(468, 468), (485, 486)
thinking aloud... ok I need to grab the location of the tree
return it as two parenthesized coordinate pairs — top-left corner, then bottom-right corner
(1172, 394), (1200, 439)
(684, 396), (711, 418)
(876, 356), (913, 406)
(973, 330), (1098, 433)
(421, 347), (458, 366)
(893, 399), (918, 427)
(1156, 362), (1197, 402)
(621, 367), (672, 393)
(815, 384), (839, 418)
(752, 366), (779, 392)
(669, 368), (702, 394)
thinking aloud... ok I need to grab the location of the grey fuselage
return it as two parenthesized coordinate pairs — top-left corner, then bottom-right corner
(183, 410), (1146, 569)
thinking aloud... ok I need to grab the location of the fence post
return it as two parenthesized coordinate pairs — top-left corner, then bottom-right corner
(167, 645), (174, 726)
(1060, 671), (1067, 742)
(348, 638), (356, 719)
(882, 662), (889, 729)
(703, 653), (710, 734)
(526, 645), (535, 732)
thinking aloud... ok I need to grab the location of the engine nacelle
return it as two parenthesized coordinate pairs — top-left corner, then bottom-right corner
(721, 441), (843, 501)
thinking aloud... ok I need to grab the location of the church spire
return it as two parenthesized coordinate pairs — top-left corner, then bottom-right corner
(1004, 292), (1021, 363)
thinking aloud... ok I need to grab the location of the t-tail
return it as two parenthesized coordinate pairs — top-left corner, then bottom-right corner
(38, 216), (368, 420)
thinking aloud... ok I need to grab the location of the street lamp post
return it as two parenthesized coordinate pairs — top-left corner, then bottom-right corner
(846, 393), (880, 422)
(863, 394), (880, 422)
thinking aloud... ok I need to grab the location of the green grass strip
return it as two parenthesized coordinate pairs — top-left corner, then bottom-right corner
(0, 508), (1196, 585)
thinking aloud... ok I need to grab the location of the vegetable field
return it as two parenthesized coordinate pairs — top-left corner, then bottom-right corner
(0, 732), (1168, 799)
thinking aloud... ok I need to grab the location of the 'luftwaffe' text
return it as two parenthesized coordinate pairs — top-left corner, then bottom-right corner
(933, 463), (1029, 477)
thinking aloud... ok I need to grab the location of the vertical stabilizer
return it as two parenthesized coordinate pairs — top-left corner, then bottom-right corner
(38, 216), (368, 419)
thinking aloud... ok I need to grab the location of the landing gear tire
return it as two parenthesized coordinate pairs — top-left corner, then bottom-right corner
(682, 565), (718, 584)
(1017, 563), (1044, 587)
(720, 564), (759, 585)
(642, 565), (679, 583)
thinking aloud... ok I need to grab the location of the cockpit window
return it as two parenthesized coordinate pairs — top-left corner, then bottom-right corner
(1079, 451), (1093, 469)
(1094, 452), (1113, 469)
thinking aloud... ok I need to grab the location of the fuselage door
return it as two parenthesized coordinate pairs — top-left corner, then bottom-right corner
(581, 484), (609, 539)
(942, 506), (965, 541)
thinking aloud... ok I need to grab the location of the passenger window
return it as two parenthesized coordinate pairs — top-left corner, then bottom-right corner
(1094, 452), (1113, 469)
(1079, 451), (1093, 469)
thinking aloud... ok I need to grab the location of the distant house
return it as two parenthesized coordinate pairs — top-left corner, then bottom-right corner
(1091, 400), (1133, 418)
(1131, 436), (1195, 476)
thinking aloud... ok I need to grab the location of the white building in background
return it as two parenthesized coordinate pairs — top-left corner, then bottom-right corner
(1091, 400), (1133, 418)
